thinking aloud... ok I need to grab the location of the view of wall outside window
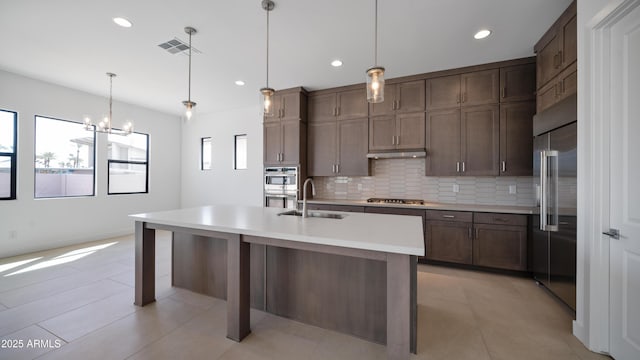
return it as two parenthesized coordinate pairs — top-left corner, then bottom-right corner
(0, 110), (17, 199)
(201, 137), (211, 170)
(108, 132), (148, 194)
(34, 116), (95, 198)
(234, 134), (247, 170)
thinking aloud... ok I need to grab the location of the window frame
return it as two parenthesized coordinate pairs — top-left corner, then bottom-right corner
(34, 115), (96, 199)
(234, 134), (247, 170)
(107, 131), (149, 195)
(0, 109), (17, 200)
(201, 137), (212, 171)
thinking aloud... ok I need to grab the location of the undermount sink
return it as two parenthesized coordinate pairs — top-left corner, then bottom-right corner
(277, 210), (344, 219)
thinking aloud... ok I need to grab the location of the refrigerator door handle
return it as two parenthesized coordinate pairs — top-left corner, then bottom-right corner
(546, 150), (559, 232)
(540, 150), (547, 230)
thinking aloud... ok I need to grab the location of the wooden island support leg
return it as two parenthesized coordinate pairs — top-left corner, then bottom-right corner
(134, 221), (156, 306)
(227, 234), (251, 341)
(386, 253), (417, 360)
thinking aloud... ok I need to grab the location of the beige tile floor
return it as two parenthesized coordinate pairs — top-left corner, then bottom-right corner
(0, 232), (610, 360)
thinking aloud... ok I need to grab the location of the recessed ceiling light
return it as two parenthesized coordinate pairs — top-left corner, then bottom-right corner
(113, 17), (132, 28)
(474, 29), (491, 40)
(331, 60), (343, 67)
(235, 80), (245, 86)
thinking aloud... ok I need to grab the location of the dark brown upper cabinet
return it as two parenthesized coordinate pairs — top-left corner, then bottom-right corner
(308, 117), (369, 176)
(500, 102), (535, 176)
(308, 88), (368, 123)
(535, 1), (576, 101)
(426, 70), (499, 110)
(263, 87), (308, 166)
(369, 113), (426, 151)
(537, 61), (577, 113)
(369, 80), (426, 116)
(368, 79), (426, 152)
(265, 90), (304, 123)
(308, 87), (369, 176)
(426, 105), (499, 176)
(500, 63), (536, 103)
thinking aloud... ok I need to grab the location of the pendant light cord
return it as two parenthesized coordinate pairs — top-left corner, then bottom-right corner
(266, 7), (270, 87)
(188, 31), (192, 102)
(374, 0), (378, 66)
(109, 74), (113, 130)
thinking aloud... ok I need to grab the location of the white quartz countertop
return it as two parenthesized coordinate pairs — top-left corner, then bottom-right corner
(130, 205), (424, 256)
(303, 199), (535, 215)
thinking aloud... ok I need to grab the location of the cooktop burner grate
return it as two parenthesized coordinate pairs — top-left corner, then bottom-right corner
(366, 198), (425, 205)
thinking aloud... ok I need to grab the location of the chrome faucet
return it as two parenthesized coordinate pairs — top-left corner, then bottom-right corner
(302, 178), (316, 218)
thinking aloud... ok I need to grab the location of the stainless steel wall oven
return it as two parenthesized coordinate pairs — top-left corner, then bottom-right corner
(264, 166), (298, 209)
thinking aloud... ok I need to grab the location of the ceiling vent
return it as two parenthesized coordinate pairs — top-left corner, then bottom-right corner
(158, 38), (201, 55)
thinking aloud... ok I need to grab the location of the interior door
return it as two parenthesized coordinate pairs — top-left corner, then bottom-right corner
(609, 3), (640, 359)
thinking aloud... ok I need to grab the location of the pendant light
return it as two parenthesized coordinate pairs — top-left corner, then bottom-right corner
(182, 26), (197, 119)
(366, 0), (385, 103)
(83, 72), (133, 135)
(260, 0), (275, 116)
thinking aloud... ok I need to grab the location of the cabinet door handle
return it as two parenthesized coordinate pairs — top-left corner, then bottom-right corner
(336, 164), (340, 173)
(468, 227), (472, 239)
(456, 162), (460, 172)
(494, 218), (507, 223)
(396, 100), (400, 110)
(462, 92), (466, 103)
(392, 136), (395, 145)
(475, 228), (479, 239)
(558, 50), (563, 64)
(456, 93), (460, 104)
(501, 161), (506, 172)
(337, 107), (341, 116)
(462, 162), (466, 172)
(501, 88), (506, 98)
(442, 215), (455, 219)
(396, 136), (400, 145)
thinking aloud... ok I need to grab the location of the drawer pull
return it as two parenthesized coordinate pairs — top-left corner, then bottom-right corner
(494, 218), (507, 222)
(442, 215), (455, 219)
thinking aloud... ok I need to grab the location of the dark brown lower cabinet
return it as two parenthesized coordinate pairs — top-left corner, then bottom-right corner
(425, 220), (472, 264)
(473, 223), (527, 271)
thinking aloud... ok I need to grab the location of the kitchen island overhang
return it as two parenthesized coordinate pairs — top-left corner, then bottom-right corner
(130, 205), (424, 360)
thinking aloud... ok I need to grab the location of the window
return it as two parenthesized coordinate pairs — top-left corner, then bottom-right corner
(35, 116), (95, 198)
(234, 134), (247, 170)
(108, 132), (149, 194)
(0, 109), (17, 200)
(201, 137), (211, 170)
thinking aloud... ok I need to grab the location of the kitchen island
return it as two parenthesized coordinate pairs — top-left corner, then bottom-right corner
(130, 205), (424, 360)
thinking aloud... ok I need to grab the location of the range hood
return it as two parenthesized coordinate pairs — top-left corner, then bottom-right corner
(366, 150), (426, 159)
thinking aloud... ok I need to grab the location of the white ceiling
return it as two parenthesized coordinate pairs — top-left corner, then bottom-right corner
(0, 0), (572, 117)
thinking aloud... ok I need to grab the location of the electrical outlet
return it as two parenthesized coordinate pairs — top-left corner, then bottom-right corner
(357, 183), (363, 191)
(509, 185), (517, 194)
(453, 184), (460, 193)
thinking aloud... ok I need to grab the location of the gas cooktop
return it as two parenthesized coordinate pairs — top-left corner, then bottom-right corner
(366, 198), (425, 205)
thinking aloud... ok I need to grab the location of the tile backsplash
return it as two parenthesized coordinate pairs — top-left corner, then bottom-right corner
(313, 158), (535, 206)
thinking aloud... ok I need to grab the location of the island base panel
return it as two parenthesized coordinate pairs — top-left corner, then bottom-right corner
(171, 233), (266, 309)
(172, 233), (407, 345)
(134, 221), (156, 306)
(227, 234), (251, 342)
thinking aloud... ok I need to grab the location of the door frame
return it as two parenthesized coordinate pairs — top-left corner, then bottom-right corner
(576, 0), (640, 354)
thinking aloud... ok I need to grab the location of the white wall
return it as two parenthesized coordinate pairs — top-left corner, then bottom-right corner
(180, 106), (263, 208)
(0, 70), (182, 258)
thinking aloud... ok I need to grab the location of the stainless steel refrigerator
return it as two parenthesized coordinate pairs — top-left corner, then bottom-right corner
(532, 94), (577, 311)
